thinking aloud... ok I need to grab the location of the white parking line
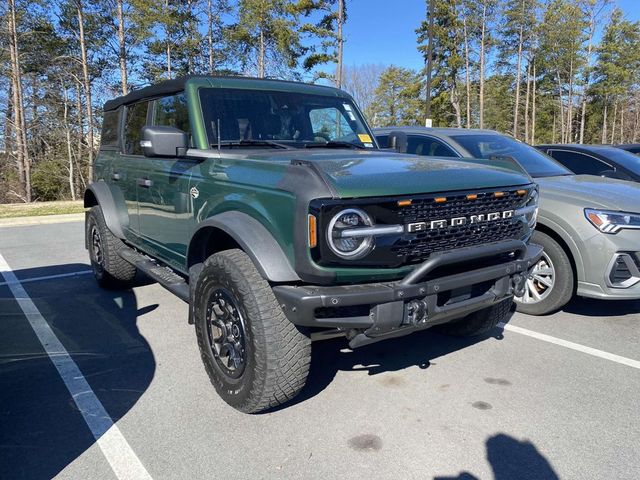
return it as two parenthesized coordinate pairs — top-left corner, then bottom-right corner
(499, 322), (640, 370)
(0, 269), (92, 287)
(0, 253), (153, 480)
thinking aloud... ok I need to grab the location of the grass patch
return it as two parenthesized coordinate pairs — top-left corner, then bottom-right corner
(0, 201), (85, 219)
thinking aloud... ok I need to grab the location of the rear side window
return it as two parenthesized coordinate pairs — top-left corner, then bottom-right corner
(123, 101), (150, 155)
(375, 135), (389, 148)
(101, 110), (120, 146)
(407, 135), (457, 157)
(153, 94), (190, 134)
(548, 150), (612, 175)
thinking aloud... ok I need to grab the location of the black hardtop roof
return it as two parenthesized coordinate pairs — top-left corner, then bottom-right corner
(103, 74), (347, 111)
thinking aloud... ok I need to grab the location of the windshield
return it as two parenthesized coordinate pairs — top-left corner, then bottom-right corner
(198, 88), (376, 149)
(451, 134), (572, 178)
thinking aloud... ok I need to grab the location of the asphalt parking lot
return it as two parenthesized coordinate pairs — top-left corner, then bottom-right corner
(1, 220), (639, 480)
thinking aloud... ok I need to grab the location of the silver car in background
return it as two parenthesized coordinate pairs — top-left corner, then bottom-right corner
(374, 127), (640, 315)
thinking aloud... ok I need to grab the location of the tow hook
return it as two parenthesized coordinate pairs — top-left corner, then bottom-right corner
(512, 273), (526, 297)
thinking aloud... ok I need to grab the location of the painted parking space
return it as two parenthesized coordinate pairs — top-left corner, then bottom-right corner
(1, 221), (639, 480)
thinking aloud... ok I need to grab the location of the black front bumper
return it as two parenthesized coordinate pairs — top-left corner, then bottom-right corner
(273, 240), (543, 348)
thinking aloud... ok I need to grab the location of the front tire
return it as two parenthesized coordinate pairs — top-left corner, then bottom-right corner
(434, 298), (514, 337)
(194, 249), (311, 413)
(86, 206), (137, 289)
(515, 231), (574, 315)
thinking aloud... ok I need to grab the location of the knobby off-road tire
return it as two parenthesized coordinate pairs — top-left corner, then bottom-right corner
(434, 298), (514, 337)
(194, 249), (311, 413)
(515, 230), (574, 316)
(86, 205), (137, 288)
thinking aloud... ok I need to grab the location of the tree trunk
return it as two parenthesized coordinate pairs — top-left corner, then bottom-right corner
(258, 27), (265, 77)
(479, 3), (487, 129)
(450, 84), (462, 128)
(556, 72), (565, 142)
(579, 5), (596, 144)
(62, 83), (75, 200)
(531, 62), (536, 145)
(7, 0), (31, 201)
(165, 0), (172, 78)
(513, 4), (525, 139)
(207, 0), (214, 73)
(462, 14), (471, 128)
(566, 62), (574, 142)
(610, 101), (617, 144)
(620, 104), (624, 143)
(336, 0), (344, 88)
(77, 0), (94, 181)
(117, 0), (128, 95)
(524, 61), (531, 143)
(601, 102), (608, 143)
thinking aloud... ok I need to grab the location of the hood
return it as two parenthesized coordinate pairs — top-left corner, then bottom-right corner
(537, 174), (640, 211)
(248, 150), (532, 198)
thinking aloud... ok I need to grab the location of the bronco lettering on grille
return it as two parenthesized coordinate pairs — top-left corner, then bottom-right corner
(406, 209), (515, 233)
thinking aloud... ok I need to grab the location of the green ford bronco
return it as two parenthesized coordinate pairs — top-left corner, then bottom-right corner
(85, 75), (542, 413)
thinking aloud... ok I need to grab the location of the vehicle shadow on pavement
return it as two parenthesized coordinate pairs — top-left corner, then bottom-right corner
(0, 264), (156, 480)
(562, 296), (640, 317)
(433, 432), (559, 480)
(273, 318), (510, 412)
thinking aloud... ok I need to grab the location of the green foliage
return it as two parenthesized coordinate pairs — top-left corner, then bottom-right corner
(31, 159), (69, 201)
(370, 66), (423, 127)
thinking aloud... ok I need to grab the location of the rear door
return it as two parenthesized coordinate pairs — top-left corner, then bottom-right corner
(117, 100), (152, 239)
(136, 93), (196, 269)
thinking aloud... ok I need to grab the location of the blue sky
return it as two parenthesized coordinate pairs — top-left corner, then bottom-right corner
(339, 0), (640, 72)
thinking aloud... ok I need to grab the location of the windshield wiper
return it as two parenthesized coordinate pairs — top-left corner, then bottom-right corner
(216, 139), (291, 149)
(303, 141), (365, 150)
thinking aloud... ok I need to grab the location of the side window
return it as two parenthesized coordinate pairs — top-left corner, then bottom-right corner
(101, 109), (120, 147)
(407, 135), (457, 157)
(309, 107), (354, 141)
(123, 101), (149, 155)
(549, 150), (611, 175)
(153, 94), (190, 134)
(375, 135), (389, 148)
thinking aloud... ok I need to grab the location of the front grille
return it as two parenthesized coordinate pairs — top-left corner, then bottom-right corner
(391, 189), (529, 264)
(311, 186), (533, 268)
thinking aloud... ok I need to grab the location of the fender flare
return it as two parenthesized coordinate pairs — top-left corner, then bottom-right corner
(84, 182), (127, 240)
(189, 211), (300, 283)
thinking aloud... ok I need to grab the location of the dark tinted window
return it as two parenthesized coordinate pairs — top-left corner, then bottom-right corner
(123, 101), (149, 155)
(198, 88), (373, 148)
(451, 134), (571, 178)
(375, 135), (389, 148)
(548, 150), (612, 175)
(153, 94), (190, 134)
(407, 135), (458, 157)
(593, 146), (640, 174)
(101, 110), (120, 146)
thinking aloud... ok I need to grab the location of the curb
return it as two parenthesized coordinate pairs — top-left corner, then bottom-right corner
(0, 212), (85, 227)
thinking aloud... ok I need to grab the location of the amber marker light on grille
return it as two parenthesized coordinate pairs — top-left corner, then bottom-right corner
(516, 189), (527, 196)
(466, 194), (478, 200)
(397, 199), (412, 207)
(308, 214), (317, 248)
(434, 197), (447, 203)
(494, 191), (505, 198)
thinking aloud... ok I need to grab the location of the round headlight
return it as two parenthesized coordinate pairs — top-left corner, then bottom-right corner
(327, 208), (374, 259)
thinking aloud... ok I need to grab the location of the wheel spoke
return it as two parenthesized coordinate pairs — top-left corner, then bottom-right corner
(533, 274), (553, 288)
(527, 279), (541, 301)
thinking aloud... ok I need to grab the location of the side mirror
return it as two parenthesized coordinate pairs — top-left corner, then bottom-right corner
(599, 169), (629, 180)
(141, 126), (188, 158)
(388, 131), (408, 153)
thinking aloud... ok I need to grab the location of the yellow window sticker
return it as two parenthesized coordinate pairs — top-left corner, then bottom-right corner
(358, 134), (372, 143)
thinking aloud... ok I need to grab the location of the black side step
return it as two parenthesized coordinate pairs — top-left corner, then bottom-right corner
(119, 248), (190, 302)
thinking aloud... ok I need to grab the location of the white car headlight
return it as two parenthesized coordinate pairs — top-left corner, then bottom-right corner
(585, 209), (640, 234)
(327, 208), (375, 259)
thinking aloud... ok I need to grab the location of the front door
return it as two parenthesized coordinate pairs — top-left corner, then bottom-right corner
(136, 94), (196, 270)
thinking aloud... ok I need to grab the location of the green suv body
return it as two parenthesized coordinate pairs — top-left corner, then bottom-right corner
(85, 76), (542, 412)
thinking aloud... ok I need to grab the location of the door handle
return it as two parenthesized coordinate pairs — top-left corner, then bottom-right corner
(112, 172), (121, 181)
(137, 178), (153, 188)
